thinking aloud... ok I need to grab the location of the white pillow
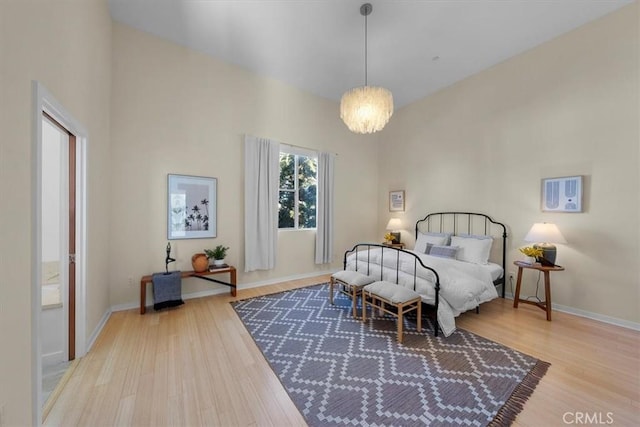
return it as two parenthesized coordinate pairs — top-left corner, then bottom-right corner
(415, 232), (451, 253)
(450, 235), (493, 265)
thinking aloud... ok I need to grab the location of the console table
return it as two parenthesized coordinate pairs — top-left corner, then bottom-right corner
(139, 266), (237, 314)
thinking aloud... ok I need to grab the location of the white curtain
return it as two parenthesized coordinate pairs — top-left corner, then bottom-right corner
(315, 151), (335, 264)
(244, 135), (280, 272)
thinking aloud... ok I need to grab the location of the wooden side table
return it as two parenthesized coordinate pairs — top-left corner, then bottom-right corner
(382, 242), (405, 249)
(513, 261), (564, 321)
(139, 266), (237, 314)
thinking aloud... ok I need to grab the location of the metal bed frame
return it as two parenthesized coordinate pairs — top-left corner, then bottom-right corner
(340, 212), (508, 336)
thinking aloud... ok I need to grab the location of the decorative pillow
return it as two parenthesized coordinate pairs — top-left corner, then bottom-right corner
(415, 232), (452, 253)
(450, 235), (493, 265)
(425, 243), (459, 259)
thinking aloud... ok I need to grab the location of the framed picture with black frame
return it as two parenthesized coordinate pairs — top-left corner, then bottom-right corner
(541, 175), (583, 213)
(167, 174), (217, 239)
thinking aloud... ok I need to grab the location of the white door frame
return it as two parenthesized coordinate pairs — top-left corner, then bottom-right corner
(32, 81), (87, 424)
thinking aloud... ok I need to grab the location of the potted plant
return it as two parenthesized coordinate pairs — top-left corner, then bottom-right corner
(205, 245), (229, 267)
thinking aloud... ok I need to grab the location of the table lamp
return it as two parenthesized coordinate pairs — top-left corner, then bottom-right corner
(524, 223), (567, 266)
(386, 218), (402, 244)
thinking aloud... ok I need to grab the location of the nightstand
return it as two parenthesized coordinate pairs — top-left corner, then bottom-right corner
(513, 261), (565, 321)
(382, 242), (405, 249)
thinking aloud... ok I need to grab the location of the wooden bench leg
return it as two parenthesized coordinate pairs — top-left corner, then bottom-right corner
(351, 286), (358, 318)
(396, 299), (421, 343)
(362, 292), (368, 322)
(397, 304), (404, 343)
(329, 277), (335, 305)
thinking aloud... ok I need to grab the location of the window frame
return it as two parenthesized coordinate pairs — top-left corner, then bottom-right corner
(278, 145), (318, 231)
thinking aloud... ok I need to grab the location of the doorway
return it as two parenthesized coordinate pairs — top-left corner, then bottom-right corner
(40, 113), (75, 405)
(32, 81), (87, 423)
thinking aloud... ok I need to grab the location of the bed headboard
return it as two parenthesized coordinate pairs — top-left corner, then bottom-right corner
(415, 212), (508, 297)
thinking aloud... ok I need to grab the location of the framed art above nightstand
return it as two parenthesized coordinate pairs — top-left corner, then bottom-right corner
(389, 190), (405, 212)
(541, 175), (583, 212)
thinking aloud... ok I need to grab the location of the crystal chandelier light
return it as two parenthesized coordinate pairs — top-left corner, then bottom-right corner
(340, 3), (393, 134)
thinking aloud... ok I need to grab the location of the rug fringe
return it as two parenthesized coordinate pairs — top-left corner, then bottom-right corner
(488, 360), (551, 427)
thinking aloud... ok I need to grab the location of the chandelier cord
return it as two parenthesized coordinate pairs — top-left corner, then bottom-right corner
(364, 8), (368, 86)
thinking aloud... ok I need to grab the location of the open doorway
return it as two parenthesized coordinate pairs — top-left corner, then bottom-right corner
(40, 113), (75, 405)
(32, 81), (87, 423)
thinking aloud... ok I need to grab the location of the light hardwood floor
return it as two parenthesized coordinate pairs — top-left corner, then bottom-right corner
(44, 274), (639, 426)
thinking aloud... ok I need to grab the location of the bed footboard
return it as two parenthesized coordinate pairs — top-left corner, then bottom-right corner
(342, 243), (441, 336)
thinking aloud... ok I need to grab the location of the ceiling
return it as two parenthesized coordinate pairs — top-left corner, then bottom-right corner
(108, 0), (633, 109)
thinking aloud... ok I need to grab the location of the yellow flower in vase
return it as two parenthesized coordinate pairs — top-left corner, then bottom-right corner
(384, 232), (394, 243)
(519, 246), (543, 264)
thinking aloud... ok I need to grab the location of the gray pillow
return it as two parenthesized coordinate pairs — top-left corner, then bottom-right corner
(425, 243), (459, 259)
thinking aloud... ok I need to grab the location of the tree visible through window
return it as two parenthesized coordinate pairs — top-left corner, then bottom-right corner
(279, 152), (317, 229)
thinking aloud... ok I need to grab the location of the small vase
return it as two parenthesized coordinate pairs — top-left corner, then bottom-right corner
(213, 259), (225, 267)
(191, 253), (209, 272)
(521, 256), (536, 265)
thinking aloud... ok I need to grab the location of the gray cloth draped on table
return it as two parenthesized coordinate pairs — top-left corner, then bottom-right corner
(152, 271), (184, 310)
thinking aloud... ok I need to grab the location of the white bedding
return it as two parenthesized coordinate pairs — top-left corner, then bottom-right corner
(345, 248), (499, 337)
(486, 262), (504, 282)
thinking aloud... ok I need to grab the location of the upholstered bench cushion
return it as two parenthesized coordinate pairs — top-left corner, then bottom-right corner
(332, 270), (375, 287)
(364, 281), (421, 304)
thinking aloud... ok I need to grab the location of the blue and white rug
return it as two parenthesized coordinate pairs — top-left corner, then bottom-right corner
(232, 283), (549, 426)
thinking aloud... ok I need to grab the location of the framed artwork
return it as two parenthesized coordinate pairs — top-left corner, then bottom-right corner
(541, 175), (583, 213)
(389, 190), (405, 212)
(167, 174), (217, 239)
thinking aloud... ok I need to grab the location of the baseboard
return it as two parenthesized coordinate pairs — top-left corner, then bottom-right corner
(110, 270), (335, 313)
(110, 300), (140, 312)
(503, 292), (640, 332)
(86, 308), (111, 353)
(550, 302), (640, 331)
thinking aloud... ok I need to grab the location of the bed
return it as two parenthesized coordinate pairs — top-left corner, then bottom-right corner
(343, 212), (507, 337)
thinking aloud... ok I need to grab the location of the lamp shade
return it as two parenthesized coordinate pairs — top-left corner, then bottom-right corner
(524, 223), (567, 244)
(340, 86), (393, 134)
(386, 218), (402, 230)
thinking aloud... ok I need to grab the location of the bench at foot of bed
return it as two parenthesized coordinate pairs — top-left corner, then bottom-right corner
(329, 270), (376, 318)
(362, 281), (422, 344)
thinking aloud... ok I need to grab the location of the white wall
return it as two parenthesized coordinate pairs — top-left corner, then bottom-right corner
(0, 0), (112, 424)
(41, 119), (63, 262)
(108, 23), (380, 307)
(379, 4), (639, 324)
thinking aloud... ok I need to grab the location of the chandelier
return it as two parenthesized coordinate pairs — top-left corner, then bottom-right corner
(340, 3), (393, 134)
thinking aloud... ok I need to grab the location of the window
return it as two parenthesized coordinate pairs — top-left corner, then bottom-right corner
(279, 148), (317, 229)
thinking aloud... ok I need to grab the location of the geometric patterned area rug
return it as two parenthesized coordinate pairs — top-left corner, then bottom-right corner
(231, 283), (550, 427)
